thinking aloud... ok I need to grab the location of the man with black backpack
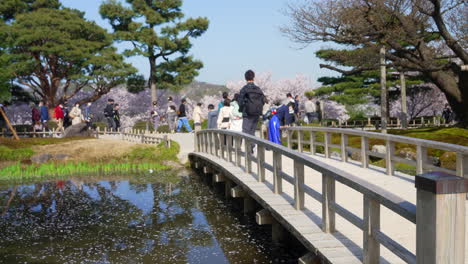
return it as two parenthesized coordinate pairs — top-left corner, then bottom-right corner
(238, 70), (265, 137)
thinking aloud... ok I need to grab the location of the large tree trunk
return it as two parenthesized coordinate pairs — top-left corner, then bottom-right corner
(149, 57), (157, 104)
(400, 72), (408, 129)
(380, 46), (388, 133)
(427, 69), (468, 127)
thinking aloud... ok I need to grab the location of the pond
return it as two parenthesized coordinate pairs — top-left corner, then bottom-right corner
(0, 172), (296, 263)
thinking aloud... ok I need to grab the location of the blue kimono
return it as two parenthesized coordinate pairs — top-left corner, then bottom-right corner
(268, 114), (281, 145)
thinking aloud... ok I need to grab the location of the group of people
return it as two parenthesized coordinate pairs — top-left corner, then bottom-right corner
(151, 97), (194, 133)
(29, 100), (93, 133)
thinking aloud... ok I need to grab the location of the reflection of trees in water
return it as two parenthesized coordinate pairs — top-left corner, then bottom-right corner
(0, 179), (214, 263)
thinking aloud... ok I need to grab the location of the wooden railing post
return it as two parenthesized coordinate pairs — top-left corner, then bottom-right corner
(322, 173), (335, 233)
(245, 139), (252, 173)
(310, 131), (316, 155)
(363, 195), (380, 264)
(294, 160), (305, 210)
(416, 172), (468, 264)
(227, 135), (233, 162)
(341, 134), (348, 162)
(235, 136), (241, 167)
(257, 145), (265, 182)
(386, 140), (395, 176)
(456, 153), (468, 178)
(209, 132), (213, 155)
(324, 132), (331, 158)
(214, 133), (220, 157)
(361, 137), (369, 168)
(220, 134), (226, 160)
(287, 130), (292, 149)
(416, 145), (427, 175)
(194, 131), (199, 152)
(298, 131), (304, 153)
(273, 152), (282, 194)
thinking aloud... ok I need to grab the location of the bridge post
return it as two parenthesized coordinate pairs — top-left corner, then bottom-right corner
(341, 134), (348, 162)
(194, 132), (199, 152)
(235, 136), (241, 167)
(456, 153), (468, 178)
(287, 130), (292, 149)
(415, 172), (468, 264)
(257, 145), (265, 182)
(227, 135), (233, 162)
(322, 173), (335, 233)
(209, 132), (214, 155)
(214, 133), (220, 157)
(273, 152), (282, 194)
(416, 145), (428, 175)
(361, 137), (369, 168)
(363, 195), (380, 264)
(294, 160), (305, 210)
(324, 132), (331, 158)
(298, 131), (303, 152)
(385, 140), (395, 176)
(220, 134), (226, 160)
(310, 131), (316, 155)
(245, 139), (252, 173)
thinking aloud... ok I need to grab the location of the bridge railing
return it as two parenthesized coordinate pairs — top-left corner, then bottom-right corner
(281, 126), (468, 178)
(320, 116), (449, 129)
(195, 129), (468, 263)
(98, 128), (171, 147)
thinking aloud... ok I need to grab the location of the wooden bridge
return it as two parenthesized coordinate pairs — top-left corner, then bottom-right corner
(189, 127), (468, 264)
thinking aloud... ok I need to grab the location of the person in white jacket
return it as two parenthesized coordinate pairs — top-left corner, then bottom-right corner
(192, 103), (203, 131)
(217, 99), (233, 129)
(230, 93), (243, 132)
(69, 103), (83, 126)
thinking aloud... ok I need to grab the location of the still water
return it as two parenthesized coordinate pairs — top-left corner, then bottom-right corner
(0, 173), (294, 263)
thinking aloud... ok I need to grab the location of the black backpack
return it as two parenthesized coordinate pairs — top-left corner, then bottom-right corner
(244, 90), (264, 116)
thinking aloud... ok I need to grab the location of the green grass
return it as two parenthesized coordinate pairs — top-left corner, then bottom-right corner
(122, 142), (180, 163)
(0, 145), (34, 161)
(0, 162), (169, 181)
(0, 137), (95, 163)
(371, 159), (417, 176)
(0, 140), (181, 180)
(0, 137), (94, 149)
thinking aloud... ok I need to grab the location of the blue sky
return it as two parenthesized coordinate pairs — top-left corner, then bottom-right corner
(61, 0), (334, 86)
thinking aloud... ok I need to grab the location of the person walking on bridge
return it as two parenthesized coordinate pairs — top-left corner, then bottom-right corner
(238, 70), (265, 137)
(176, 98), (192, 133)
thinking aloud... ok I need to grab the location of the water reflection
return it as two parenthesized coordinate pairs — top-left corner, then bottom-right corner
(0, 175), (275, 263)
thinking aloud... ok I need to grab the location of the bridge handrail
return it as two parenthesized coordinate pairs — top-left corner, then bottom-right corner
(195, 129), (423, 263)
(281, 126), (468, 177)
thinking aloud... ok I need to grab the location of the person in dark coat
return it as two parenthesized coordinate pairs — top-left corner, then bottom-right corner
(104, 99), (116, 130)
(238, 70), (265, 136)
(207, 104), (218, 129)
(39, 101), (49, 130)
(63, 100), (71, 128)
(31, 103), (40, 124)
(113, 104), (121, 130)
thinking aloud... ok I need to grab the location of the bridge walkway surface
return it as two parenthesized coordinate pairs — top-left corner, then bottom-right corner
(101, 129), (468, 263)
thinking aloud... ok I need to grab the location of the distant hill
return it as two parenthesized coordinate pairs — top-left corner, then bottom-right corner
(179, 81), (228, 102)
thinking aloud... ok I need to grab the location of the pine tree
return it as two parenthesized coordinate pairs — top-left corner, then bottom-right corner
(0, 5), (136, 109)
(100, 0), (209, 103)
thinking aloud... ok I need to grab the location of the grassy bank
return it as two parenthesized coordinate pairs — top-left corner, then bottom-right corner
(0, 137), (180, 180)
